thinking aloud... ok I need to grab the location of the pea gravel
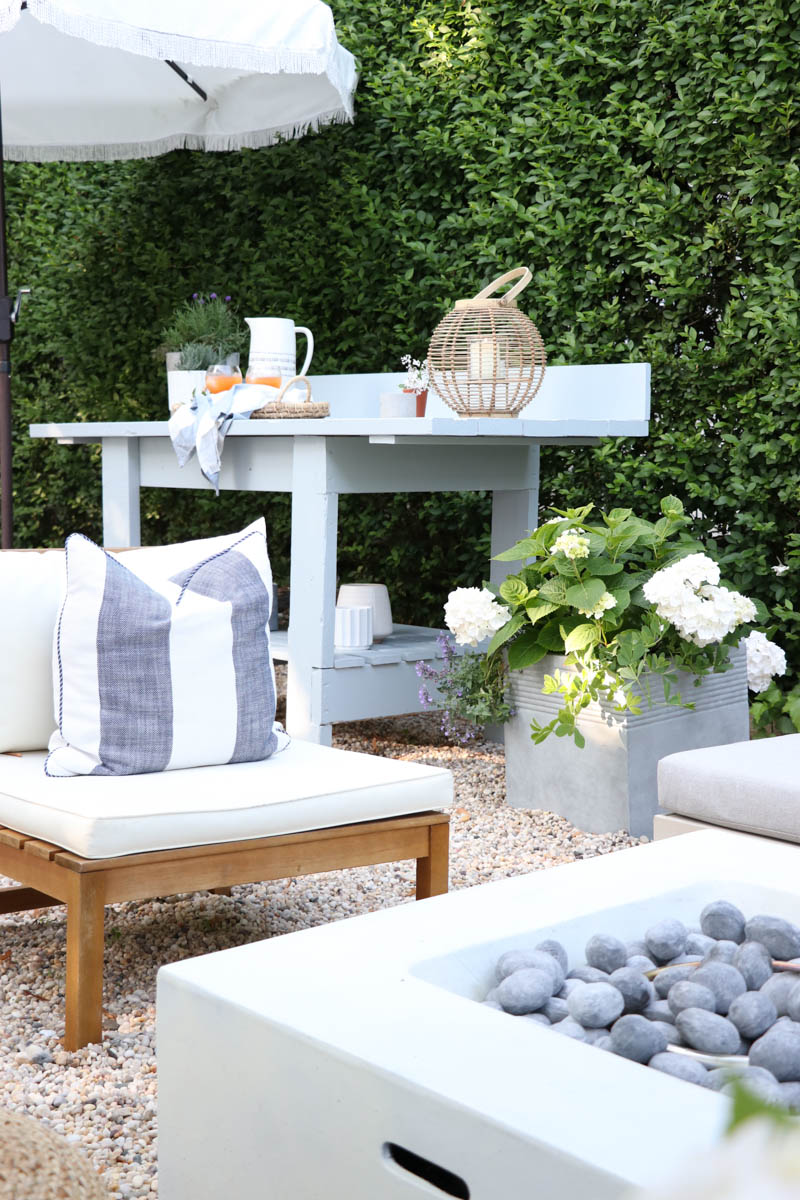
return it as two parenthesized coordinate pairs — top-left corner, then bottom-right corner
(0, 710), (643, 1197)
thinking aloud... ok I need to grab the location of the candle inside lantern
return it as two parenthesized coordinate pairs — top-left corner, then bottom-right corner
(468, 336), (506, 380)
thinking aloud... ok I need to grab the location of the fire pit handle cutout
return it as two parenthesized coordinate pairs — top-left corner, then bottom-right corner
(382, 1142), (470, 1199)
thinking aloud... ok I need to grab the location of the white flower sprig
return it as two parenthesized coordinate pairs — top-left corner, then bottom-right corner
(643, 553), (757, 647)
(744, 631), (787, 693)
(444, 586), (510, 647)
(552, 530), (590, 560)
(400, 355), (429, 394)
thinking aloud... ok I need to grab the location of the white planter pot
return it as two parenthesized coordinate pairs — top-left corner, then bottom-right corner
(166, 368), (206, 414)
(504, 646), (749, 838)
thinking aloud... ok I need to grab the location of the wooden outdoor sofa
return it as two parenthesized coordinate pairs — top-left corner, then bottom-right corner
(0, 745), (451, 1050)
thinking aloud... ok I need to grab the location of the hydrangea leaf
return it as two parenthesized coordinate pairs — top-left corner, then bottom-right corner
(565, 577), (606, 611)
(486, 610), (527, 656)
(564, 622), (601, 653)
(506, 629), (548, 670)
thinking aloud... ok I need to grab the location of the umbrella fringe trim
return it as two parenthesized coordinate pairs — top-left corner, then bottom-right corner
(2, 109), (353, 162)
(0, 0), (357, 115)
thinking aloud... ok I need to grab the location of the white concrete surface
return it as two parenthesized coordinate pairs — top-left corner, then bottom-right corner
(157, 830), (795, 1200)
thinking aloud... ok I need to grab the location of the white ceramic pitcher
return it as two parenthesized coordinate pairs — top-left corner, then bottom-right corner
(245, 317), (314, 385)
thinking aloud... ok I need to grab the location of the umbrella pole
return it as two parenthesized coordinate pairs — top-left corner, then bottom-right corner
(0, 87), (12, 549)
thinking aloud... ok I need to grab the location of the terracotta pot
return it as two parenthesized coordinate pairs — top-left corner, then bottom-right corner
(403, 387), (427, 417)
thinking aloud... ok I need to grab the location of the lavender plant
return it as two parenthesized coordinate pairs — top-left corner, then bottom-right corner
(416, 632), (512, 744)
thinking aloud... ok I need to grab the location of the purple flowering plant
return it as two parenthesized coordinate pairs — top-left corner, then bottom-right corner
(416, 632), (512, 744)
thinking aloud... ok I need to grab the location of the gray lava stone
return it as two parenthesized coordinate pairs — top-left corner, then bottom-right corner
(516, 950), (565, 992)
(761, 972), (799, 1015)
(727, 991), (778, 1040)
(645, 919), (688, 964)
(654, 964), (698, 998)
(750, 1027), (800, 1081)
(583, 1027), (611, 1045)
(784, 983), (800, 1023)
(707, 1065), (778, 1092)
(649, 1051), (709, 1086)
(700, 901), (746, 944)
(536, 939), (569, 974)
(593, 1036), (613, 1052)
(555, 1019), (588, 1041)
(667, 980), (717, 1017)
(568, 965), (610, 984)
(485, 986), (501, 1002)
(567, 982), (625, 1029)
(585, 934), (628, 974)
(690, 963), (747, 1014)
(675, 1008), (741, 1054)
(644, 1000), (676, 1024)
(668, 954), (703, 966)
(496, 950), (549, 984)
(703, 941), (739, 965)
(609, 967), (655, 1014)
(626, 955), (657, 973)
(610, 1014), (669, 1063)
(733, 942), (773, 991)
(685, 932), (716, 956)
(558, 979), (584, 998)
(523, 1012), (551, 1025)
(626, 940), (650, 959)
(772, 1017), (800, 1035)
(745, 915), (800, 961)
(496, 968), (553, 1015)
(543, 996), (569, 1024)
(483, 1000), (504, 1010)
(778, 1082), (800, 1112)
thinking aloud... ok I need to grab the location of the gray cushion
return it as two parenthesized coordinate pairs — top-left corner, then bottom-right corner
(658, 735), (800, 842)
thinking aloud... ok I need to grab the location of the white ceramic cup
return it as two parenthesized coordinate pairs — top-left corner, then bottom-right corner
(336, 583), (393, 641)
(334, 605), (373, 650)
(379, 391), (416, 418)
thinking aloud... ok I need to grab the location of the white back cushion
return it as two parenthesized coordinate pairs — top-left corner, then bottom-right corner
(0, 519), (269, 753)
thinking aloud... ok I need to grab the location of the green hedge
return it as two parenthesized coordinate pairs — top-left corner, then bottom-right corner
(5, 0), (799, 700)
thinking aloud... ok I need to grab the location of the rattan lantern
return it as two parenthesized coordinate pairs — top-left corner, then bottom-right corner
(427, 267), (546, 417)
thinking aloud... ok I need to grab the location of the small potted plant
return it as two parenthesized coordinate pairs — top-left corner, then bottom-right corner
(434, 496), (787, 836)
(400, 355), (429, 417)
(160, 292), (246, 411)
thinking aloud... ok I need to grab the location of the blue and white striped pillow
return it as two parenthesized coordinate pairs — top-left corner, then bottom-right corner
(46, 523), (282, 777)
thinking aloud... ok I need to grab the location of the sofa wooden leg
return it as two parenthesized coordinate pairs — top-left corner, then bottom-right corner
(64, 874), (105, 1051)
(415, 821), (449, 899)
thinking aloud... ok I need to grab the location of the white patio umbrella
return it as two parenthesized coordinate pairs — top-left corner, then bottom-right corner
(0, 0), (357, 545)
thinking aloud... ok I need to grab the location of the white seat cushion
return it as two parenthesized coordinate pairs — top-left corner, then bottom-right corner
(658, 735), (800, 841)
(0, 742), (452, 859)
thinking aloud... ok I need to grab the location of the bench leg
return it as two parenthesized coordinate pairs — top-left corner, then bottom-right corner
(415, 822), (449, 899)
(64, 874), (105, 1051)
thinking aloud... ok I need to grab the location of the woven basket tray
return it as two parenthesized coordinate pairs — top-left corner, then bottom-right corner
(250, 376), (328, 420)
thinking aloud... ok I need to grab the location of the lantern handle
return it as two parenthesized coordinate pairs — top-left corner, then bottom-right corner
(474, 267), (532, 304)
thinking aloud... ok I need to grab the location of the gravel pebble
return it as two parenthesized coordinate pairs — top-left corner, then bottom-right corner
(536, 940), (569, 974)
(608, 968), (654, 1014)
(733, 942), (773, 991)
(745, 915), (800, 961)
(700, 901), (746, 944)
(649, 1052), (709, 1085)
(728, 992), (778, 1040)
(690, 963), (747, 1014)
(645, 919), (687, 963)
(496, 968), (554, 1014)
(750, 1027), (800, 1081)
(567, 983), (625, 1029)
(667, 981), (716, 1017)
(702, 941), (738, 965)
(585, 935), (628, 974)
(567, 965), (610, 985)
(761, 973), (799, 1015)
(675, 1008), (741, 1054)
(653, 964), (697, 998)
(610, 1015), (669, 1063)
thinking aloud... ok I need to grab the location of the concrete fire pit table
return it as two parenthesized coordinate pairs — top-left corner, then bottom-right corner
(157, 830), (792, 1200)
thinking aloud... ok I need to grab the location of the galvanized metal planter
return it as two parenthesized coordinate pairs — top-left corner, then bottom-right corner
(504, 646), (749, 838)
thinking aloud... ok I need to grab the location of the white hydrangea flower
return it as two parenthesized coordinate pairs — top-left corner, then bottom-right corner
(443, 587), (510, 647)
(628, 1118), (800, 1200)
(744, 630), (787, 693)
(643, 555), (756, 647)
(578, 591), (617, 620)
(552, 530), (590, 560)
(773, 562), (789, 576)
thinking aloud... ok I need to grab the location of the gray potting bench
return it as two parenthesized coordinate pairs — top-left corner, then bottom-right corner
(30, 365), (650, 744)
